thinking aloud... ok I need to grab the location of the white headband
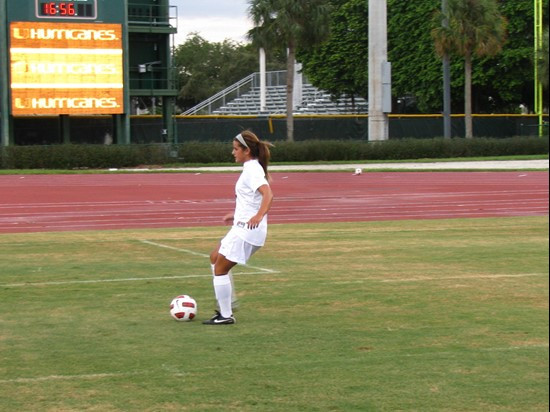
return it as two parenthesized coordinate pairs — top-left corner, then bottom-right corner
(235, 133), (249, 148)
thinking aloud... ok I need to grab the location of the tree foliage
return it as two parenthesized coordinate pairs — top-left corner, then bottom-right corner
(432, 0), (507, 138)
(538, 28), (549, 89)
(248, 0), (332, 141)
(470, 1), (546, 112)
(174, 1), (548, 115)
(298, 0), (549, 114)
(298, 0), (368, 100)
(173, 33), (285, 111)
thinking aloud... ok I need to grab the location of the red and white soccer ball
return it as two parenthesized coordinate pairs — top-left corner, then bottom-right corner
(169, 295), (198, 321)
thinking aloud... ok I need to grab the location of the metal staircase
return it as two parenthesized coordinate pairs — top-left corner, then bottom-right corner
(182, 71), (367, 115)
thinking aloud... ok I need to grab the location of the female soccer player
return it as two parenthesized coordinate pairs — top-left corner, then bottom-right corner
(203, 131), (274, 325)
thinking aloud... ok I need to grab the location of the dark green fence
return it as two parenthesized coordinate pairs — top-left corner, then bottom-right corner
(8, 114), (549, 145)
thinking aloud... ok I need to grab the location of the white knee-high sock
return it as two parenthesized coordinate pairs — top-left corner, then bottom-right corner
(211, 264), (237, 303)
(213, 275), (232, 318)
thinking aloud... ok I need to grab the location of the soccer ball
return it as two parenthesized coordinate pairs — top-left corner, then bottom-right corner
(169, 295), (198, 321)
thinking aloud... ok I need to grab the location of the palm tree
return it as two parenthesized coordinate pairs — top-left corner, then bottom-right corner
(432, 0), (507, 138)
(248, 0), (331, 141)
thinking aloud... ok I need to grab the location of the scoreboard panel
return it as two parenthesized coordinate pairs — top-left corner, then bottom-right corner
(9, 21), (124, 115)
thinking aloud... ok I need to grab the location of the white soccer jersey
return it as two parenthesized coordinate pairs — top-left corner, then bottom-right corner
(232, 159), (269, 246)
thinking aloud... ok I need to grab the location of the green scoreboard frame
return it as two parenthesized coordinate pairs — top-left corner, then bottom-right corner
(1, 0), (130, 144)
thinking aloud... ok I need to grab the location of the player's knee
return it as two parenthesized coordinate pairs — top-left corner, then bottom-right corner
(210, 250), (218, 265)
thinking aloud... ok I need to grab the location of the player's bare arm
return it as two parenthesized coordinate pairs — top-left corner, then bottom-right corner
(247, 184), (273, 229)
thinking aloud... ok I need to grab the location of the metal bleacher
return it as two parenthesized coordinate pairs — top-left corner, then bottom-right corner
(182, 71), (368, 116)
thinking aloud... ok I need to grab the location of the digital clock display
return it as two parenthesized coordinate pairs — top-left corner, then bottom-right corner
(36, 0), (97, 19)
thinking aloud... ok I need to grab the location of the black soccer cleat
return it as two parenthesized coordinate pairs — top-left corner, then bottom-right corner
(202, 310), (236, 325)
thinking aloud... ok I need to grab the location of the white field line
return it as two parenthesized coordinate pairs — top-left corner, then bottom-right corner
(0, 241), (278, 288)
(379, 272), (548, 282)
(322, 273), (548, 285)
(139, 239), (211, 258)
(2, 343), (547, 385)
(139, 239), (279, 274)
(0, 372), (137, 384)
(2, 271), (544, 288)
(10, 270), (536, 288)
(0, 272), (272, 288)
(2, 274), (210, 287)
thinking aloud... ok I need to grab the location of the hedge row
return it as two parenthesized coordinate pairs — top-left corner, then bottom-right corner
(269, 137), (549, 162)
(1, 137), (548, 169)
(0, 144), (172, 170)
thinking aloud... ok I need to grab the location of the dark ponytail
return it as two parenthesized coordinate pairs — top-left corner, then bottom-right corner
(236, 130), (273, 181)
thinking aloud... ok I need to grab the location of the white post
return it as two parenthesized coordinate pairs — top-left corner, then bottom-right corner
(442, 0), (452, 139)
(259, 47), (267, 112)
(368, 0), (389, 141)
(293, 61), (303, 109)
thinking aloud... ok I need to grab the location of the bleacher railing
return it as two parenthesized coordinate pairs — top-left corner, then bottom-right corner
(182, 71), (290, 115)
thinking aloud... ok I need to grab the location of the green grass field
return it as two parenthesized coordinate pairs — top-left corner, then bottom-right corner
(1, 217), (548, 411)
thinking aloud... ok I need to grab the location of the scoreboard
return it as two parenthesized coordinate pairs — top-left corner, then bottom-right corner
(9, 21), (123, 115)
(37, 0), (97, 19)
(6, 0), (126, 115)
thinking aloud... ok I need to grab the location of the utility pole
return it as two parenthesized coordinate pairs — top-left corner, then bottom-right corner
(368, 0), (390, 141)
(442, 0), (452, 139)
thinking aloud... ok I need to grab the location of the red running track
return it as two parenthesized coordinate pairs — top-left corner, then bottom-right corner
(0, 171), (547, 233)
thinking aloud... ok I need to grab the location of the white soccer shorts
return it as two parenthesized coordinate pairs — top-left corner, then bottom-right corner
(219, 227), (261, 264)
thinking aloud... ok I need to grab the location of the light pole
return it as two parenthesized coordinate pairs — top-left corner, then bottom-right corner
(368, 0), (390, 141)
(442, 0), (452, 139)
